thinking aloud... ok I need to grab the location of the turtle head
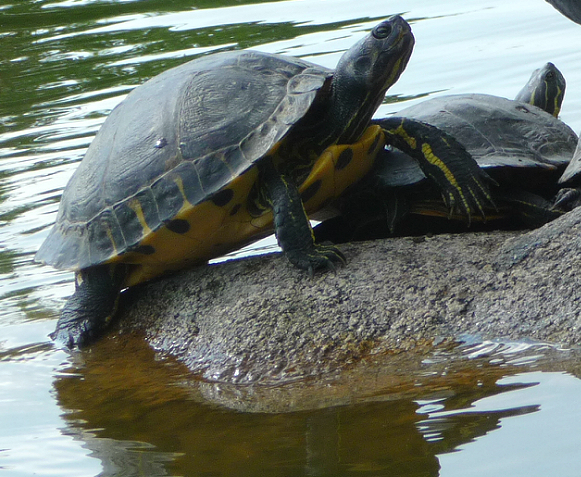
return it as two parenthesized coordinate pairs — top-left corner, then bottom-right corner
(333, 16), (415, 143)
(515, 62), (566, 117)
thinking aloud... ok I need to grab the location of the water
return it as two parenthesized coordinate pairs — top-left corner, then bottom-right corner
(1, 0), (581, 475)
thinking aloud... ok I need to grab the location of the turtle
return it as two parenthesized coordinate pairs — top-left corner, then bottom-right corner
(36, 16), (492, 348)
(314, 62), (579, 241)
(546, 0), (581, 26)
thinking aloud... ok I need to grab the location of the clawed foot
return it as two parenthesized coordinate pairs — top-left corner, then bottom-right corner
(285, 244), (346, 277)
(376, 116), (497, 223)
(50, 318), (99, 349)
(50, 304), (113, 349)
(440, 170), (497, 224)
(50, 265), (124, 349)
(553, 187), (581, 211)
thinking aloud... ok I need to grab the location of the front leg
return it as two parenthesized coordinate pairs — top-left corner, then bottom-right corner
(260, 160), (345, 275)
(374, 117), (496, 221)
(51, 264), (127, 348)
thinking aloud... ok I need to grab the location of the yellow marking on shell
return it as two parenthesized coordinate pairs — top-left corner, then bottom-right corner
(299, 125), (385, 212)
(125, 264), (171, 288)
(249, 211), (274, 230)
(174, 176), (193, 208)
(122, 167), (275, 287)
(182, 201), (229, 242)
(120, 124), (385, 288)
(105, 226), (118, 256)
(299, 149), (336, 212)
(128, 199), (153, 236)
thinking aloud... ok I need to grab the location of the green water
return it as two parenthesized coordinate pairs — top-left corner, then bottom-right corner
(2, 0), (581, 475)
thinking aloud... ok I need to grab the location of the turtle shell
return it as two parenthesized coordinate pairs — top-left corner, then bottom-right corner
(560, 138), (581, 184)
(36, 50), (333, 271)
(376, 93), (579, 188)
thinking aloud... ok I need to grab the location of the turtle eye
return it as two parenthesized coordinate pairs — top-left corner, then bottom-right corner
(373, 22), (392, 39)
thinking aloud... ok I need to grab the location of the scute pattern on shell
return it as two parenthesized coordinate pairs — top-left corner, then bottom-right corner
(36, 50), (332, 270)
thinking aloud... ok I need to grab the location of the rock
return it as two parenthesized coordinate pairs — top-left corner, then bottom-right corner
(118, 207), (581, 385)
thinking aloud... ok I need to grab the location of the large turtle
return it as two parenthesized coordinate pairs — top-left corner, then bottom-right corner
(36, 16), (491, 347)
(314, 62), (578, 241)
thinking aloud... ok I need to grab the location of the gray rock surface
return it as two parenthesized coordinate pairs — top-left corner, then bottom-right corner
(118, 207), (581, 384)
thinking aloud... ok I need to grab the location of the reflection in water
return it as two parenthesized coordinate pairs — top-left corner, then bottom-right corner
(54, 336), (556, 476)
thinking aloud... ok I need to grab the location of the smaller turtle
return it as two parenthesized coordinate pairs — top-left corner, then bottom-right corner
(316, 62), (579, 241)
(515, 61), (566, 117)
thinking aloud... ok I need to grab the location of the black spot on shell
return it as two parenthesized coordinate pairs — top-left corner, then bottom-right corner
(229, 203), (241, 216)
(300, 179), (322, 204)
(335, 148), (354, 170)
(166, 219), (190, 234)
(211, 188), (235, 207)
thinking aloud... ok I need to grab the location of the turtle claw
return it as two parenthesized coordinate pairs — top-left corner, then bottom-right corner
(51, 298), (114, 349)
(50, 327), (77, 350)
(286, 243), (345, 276)
(553, 187), (581, 211)
(443, 169), (496, 224)
(49, 265), (124, 350)
(471, 173), (498, 217)
(51, 317), (100, 350)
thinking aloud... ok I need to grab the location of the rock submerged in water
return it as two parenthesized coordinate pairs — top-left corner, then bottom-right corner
(118, 207), (581, 384)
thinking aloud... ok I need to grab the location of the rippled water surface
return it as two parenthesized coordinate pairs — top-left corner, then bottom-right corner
(2, 0), (581, 475)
